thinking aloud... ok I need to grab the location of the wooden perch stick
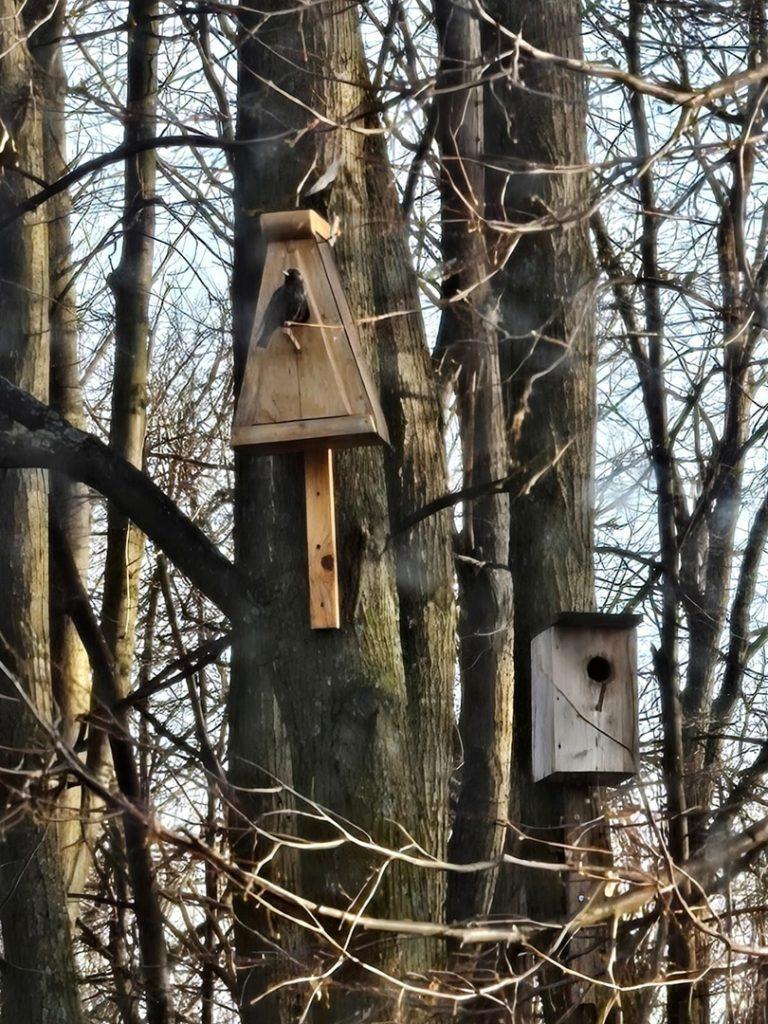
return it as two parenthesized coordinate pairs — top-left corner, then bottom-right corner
(304, 447), (340, 629)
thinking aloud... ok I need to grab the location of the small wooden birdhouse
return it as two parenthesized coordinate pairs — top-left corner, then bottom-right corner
(232, 210), (389, 454)
(232, 210), (390, 631)
(531, 612), (641, 784)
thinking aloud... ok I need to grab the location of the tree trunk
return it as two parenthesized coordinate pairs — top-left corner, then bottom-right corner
(482, 2), (607, 1019)
(433, 0), (514, 924)
(94, 6), (173, 1021)
(0, 3), (84, 1020)
(28, 0), (94, 909)
(102, 0), (158, 695)
(231, 3), (454, 1020)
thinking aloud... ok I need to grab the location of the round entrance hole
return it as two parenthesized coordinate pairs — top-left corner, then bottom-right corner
(586, 655), (612, 683)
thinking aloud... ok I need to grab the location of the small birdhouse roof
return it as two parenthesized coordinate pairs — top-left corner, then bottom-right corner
(541, 611), (643, 634)
(232, 210), (390, 454)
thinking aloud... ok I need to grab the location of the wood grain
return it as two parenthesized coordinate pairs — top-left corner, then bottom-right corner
(531, 621), (639, 783)
(304, 447), (340, 629)
(231, 414), (378, 453)
(232, 225), (389, 451)
(261, 209), (331, 241)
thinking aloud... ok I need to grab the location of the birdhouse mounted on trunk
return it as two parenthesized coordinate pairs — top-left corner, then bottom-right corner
(232, 210), (389, 454)
(531, 612), (641, 784)
(232, 210), (389, 631)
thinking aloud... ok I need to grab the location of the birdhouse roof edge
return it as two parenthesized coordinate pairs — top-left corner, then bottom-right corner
(260, 209), (331, 241)
(533, 611), (643, 638)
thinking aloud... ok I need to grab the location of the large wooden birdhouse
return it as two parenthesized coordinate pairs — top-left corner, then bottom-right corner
(232, 210), (389, 631)
(232, 210), (389, 454)
(531, 613), (641, 784)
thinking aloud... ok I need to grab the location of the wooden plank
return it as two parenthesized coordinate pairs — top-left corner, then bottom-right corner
(288, 240), (360, 420)
(261, 209), (331, 242)
(304, 447), (340, 629)
(252, 332), (303, 424)
(531, 630), (555, 782)
(552, 625), (637, 779)
(233, 244), (289, 431)
(562, 787), (603, 1011)
(316, 238), (391, 445)
(232, 414), (378, 452)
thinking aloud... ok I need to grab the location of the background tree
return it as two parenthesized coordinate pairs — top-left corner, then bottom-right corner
(0, 2), (84, 1020)
(0, 2), (766, 1022)
(434, 0), (515, 927)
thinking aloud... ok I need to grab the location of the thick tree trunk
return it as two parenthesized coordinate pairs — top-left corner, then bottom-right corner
(482, 2), (607, 1019)
(28, 0), (94, 908)
(0, 4), (84, 1021)
(433, 0), (514, 924)
(231, 3), (454, 1020)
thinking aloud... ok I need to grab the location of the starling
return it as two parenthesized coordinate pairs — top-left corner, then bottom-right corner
(255, 268), (310, 349)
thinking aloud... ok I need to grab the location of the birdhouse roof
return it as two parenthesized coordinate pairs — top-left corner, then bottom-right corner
(539, 611), (643, 635)
(260, 209), (332, 242)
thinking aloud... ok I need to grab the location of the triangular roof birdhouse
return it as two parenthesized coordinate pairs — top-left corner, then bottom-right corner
(232, 210), (389, 454)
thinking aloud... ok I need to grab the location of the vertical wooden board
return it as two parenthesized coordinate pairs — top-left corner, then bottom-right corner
(304, 447), (340, 629)
(290, 240), (371, 419)
(252, 333), (302, 424)
(562, 788), (602, 1011)
(531, 630), (555, 782)
(316, 239), (390, 443)
(629, 628), (640, 765)
(308, 241), (374, 413)
(292, 323), (352, 421)
(287, 240), (356, 419)
(234, 244), (296, 428)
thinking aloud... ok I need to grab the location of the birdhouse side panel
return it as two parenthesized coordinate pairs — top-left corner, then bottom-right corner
(289, 239), (370, 420)
(234, 246), (290, 428)
(531, 630), (556, 783)
(550, 625), (637, 780)
(315, 240), (390, 445)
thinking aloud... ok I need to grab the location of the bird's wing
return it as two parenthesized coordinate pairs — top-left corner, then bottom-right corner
(254, 287), (286, 349)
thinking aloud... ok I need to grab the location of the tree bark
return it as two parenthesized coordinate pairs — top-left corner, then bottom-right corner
(102, 0), (158, 696)
(231, 3), (454, 1020)
(0, 3), (84, 1020)
(433, 0), (514, 924)
(482, 1), (607, 1019)
(28, 0), (94, 909)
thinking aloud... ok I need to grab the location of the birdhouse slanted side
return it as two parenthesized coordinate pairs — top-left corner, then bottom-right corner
(531, 612), (641, 785)
(232, 210), (390, 454)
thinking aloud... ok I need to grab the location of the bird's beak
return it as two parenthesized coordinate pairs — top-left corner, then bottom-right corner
(282, 270), (290, 278)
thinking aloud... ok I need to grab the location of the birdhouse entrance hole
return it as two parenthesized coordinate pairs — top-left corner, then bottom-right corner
(586, 655), (612, 684)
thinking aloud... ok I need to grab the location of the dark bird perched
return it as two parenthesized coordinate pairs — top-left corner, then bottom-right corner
(255, 268), (310, 350)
